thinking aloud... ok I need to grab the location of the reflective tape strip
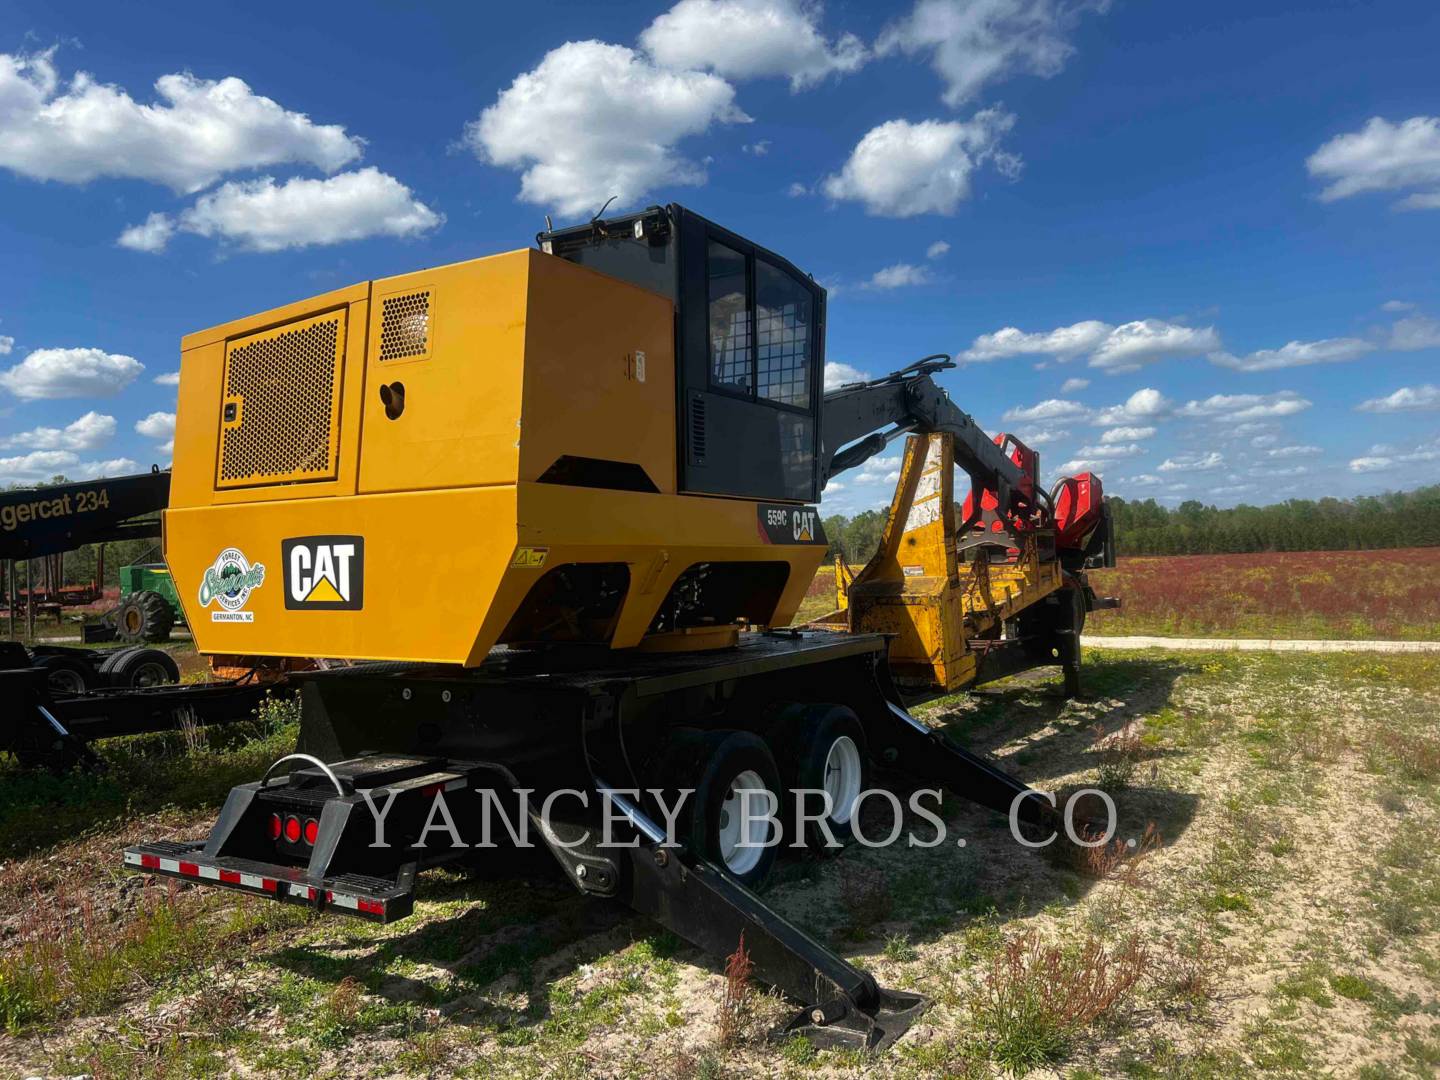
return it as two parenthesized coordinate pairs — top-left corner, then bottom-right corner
(126, 851), (375, 915)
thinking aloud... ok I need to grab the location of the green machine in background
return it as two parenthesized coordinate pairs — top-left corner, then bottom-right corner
(114, 563), (183, 643)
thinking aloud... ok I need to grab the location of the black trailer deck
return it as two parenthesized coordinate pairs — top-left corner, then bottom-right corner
(124, 630), (1069, 1050)
(3, 643), (281, 770)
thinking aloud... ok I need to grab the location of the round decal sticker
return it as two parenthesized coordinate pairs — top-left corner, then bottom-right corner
(198, 547), (266, 620)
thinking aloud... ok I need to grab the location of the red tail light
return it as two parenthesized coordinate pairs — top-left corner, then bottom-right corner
(284, 816), (301, 843)
(268, 813), (282, 840)
(304, 819), (319, 845)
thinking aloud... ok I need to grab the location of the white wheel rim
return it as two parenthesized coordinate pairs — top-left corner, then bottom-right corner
(823, 736), (863, 826)
(716, 769), (770, 875)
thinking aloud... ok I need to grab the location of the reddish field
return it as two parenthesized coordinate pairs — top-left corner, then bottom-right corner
(801, 548), (1440, 640)
(1086, 547), (1440, 640)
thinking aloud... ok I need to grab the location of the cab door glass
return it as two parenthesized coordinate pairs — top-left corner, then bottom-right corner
(755, 259), (812, 409)
(707, 240), (751, 394)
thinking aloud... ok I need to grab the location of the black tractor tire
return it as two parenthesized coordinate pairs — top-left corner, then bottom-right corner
(780, 705), (870, 851)
(35, 653), (99, 695)
(107, 647), (180, 689)
(677, 730), (784, 890)
(115, 590), (175, 644)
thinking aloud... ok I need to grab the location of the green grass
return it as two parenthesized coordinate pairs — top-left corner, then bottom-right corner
(0, 693), (299, 858)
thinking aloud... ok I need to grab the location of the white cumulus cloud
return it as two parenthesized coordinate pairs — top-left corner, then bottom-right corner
(0, 347), (143, 400)
(963, 319), (1110, 362)
(1072, 442), (1144, 459)
(877, 0), (1109, 107)
(0, 50), (361, 194)
(1098, 425), (1155, 443)
(135, 410), (176, 454)
(641, 0), (866, 89)
(1002, 397), (1088, 423)
(125, 170), (441, 254)
(1307, 115), (1440, 207)
(1266, 444), (1321, 459)
(821, 111), (1018, 217)
(464, 40), (748, 218)
(1390, 315), (1440, 351)
(0, 411), (115, 451)
(864, 263), (931, 289)
(962, 318), (1217, 372)
(153, 371), (181, 387)
(1158, 451), (1224, 473)
(0, 450), (139, 485)
(1357, 384), (1440, 413)
(1059, 376), (1089, 393)
(1014, 425), (1069, 445)
(1093, 387), (1173, 426)
(117, 212), (176, 253)
(824, 361), (870, 389)
(1209, 336), (1372, 372)
(1177, 391), (1311, 423)
(1117, 473), (1166, 488)
(1088, 320), (1219, 373)
(926, 240), (951, 259)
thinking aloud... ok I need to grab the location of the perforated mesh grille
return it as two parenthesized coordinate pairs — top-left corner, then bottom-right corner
(217, 311), (346, 489)
(379, 290), (430, 361)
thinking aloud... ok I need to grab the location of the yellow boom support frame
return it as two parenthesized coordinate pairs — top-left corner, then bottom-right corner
(841, 433), (1062, 692)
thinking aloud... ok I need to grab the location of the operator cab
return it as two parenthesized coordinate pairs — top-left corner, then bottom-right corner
(540, 205), (826, 505)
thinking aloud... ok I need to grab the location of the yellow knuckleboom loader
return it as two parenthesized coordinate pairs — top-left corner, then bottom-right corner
(125, 204), (1116, 1050)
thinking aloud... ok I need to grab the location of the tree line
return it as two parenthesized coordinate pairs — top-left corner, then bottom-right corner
(823, 484), (1440, 562)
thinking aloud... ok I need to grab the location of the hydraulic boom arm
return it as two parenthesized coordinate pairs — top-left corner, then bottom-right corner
(820, 356), (1025, 516)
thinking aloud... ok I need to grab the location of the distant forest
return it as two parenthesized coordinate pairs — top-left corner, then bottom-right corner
(824, 483), (1440, 562)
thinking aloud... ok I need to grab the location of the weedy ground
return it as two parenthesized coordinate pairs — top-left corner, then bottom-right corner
(800, 549), (1440, 639)
(2, 651), (1438, 1078)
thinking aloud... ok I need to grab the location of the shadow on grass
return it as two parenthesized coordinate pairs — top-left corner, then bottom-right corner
(261, 855), (646, 1037)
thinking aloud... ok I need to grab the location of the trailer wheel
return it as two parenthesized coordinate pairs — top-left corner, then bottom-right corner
(115, 590), (175, 644)
(787, 706), (869, 849)
(684, 731), (782, 889)
(99, 646), (143, 679)
(108, 647), (180, 688)
(35, 654), (98, 695)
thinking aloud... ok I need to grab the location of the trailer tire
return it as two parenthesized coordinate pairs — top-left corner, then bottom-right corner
(786, 705), (869, 850)
(115, 590), (175, 644)
(35, 653), (98, 695)
(99, 646), (143, 679)
(683, 730), (782, 889)
(107, 647), (180, 688)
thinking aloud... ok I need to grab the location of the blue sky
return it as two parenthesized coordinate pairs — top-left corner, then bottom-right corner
(1, 0), (1438, 515)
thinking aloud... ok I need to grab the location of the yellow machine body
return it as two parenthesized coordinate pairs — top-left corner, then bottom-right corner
(165, 249), (822, 665)
(837, 433), (1062, 692)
